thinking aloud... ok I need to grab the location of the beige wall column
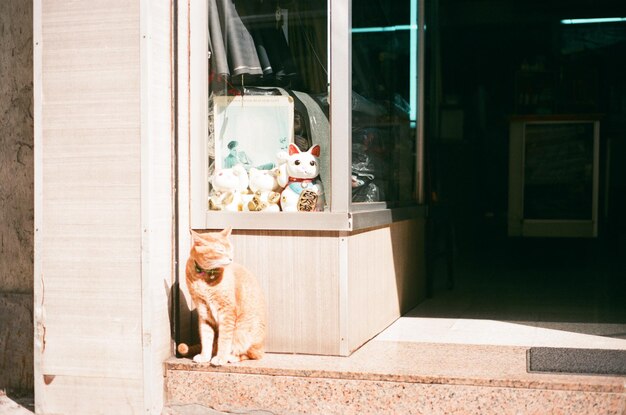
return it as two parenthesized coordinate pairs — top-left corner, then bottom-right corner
(33, 1), (174, 413)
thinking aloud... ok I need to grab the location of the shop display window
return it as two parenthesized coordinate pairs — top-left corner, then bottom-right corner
(191, 0), (424, 230)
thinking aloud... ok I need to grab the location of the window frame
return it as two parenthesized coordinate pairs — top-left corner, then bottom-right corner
(187, 0), (425, 231)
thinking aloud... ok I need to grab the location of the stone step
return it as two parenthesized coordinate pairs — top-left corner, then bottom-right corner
(164, 341), (625, 415)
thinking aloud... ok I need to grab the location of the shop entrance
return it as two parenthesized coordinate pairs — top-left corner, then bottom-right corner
(422, 0), (626, 345)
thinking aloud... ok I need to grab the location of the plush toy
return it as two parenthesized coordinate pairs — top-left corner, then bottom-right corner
(243, 167), (282, 212)
(208, 165), (249, 211)
(276, 144), (325, 212)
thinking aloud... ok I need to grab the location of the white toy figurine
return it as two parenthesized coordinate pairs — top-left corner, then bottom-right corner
(208, 165), (249, 211)
(243, 167), (282, 212)
(276, 144), (325, 212)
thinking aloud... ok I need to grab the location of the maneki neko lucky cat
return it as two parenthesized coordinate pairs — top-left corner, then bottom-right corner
(209, 165), (249, 211)
(243, 167), (281, 212)
(276, 144), (325, 212)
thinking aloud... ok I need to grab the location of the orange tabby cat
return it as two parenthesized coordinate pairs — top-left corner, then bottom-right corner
(183, 227), (266, 366)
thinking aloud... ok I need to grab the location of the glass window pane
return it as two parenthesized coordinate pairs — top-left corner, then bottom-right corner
(352, 1), (418, 205)
(206, 0), (330, 213)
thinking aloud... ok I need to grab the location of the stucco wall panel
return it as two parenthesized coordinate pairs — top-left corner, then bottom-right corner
(0, 0), (34, 393)
(0, 0), (34, 294)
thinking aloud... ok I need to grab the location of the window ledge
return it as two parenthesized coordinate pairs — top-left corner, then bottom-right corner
(200, 205), (426, 232)
(351, 205), (427, 230)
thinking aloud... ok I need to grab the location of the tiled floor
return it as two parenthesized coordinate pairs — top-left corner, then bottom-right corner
(409, 234), (626, 350)
(0, 391), (33, 415)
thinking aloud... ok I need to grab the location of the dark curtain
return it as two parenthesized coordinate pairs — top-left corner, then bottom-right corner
(209, 0), (299, 84)
(209, 0), (328, 92)
(209, 0), (262, 78)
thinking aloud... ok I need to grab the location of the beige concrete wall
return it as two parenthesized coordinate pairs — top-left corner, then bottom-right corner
(0, 0), (34, 392)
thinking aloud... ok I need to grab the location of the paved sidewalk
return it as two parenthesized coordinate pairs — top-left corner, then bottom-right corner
(1, 390), (276, 415)
(0, 391), (33, 415)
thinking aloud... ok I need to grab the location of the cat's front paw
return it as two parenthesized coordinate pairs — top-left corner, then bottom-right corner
(192, 353), (212, 364)
(210, 354), (239, 366)
(210, 355), (226, 366)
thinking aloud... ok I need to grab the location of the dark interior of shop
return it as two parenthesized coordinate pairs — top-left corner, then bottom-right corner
(424, 0), (626, 320)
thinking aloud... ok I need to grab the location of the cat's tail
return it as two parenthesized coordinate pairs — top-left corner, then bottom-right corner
(177, 342), (202, 358)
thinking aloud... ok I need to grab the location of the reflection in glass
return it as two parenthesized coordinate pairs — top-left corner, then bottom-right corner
(351, 1), (418, 205)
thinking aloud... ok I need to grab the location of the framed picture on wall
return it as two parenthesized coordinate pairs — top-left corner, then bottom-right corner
(213, 95), (294, 171)
(508, 116), (600, 238)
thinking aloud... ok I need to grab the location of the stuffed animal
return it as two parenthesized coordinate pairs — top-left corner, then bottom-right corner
(276, 144), (325, 212)
(243, 167), (282, 212)
(208, 165), (249, 211)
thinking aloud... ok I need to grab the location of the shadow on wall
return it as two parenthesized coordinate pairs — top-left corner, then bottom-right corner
(168, 281), (199, 358)
(0, 295), (33, 392)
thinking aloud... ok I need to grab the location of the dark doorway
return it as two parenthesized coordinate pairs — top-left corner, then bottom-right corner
(424, 0), (626, 326)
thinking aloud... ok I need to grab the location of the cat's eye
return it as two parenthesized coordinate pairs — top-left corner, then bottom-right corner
(294, 160), (300, 165)
(310, 161), (316, 166)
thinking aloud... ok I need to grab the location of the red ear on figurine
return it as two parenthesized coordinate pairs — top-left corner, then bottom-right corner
(310, 145), (320, 157)
(288, 143), (300, 155)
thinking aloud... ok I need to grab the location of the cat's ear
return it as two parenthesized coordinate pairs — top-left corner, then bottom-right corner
(288, 143), (300, 155)
(309, 145), (321, 157)
(190, 229), (204, 246)
(220, 227), (232, 238)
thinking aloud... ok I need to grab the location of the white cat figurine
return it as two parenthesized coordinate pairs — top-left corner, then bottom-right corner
(276, 144), (325, 212)
(209, 165), (249, 211)
(243, 167), (282, 212)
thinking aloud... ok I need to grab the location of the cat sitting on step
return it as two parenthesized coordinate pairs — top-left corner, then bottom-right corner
(178, 228), (266, 366)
